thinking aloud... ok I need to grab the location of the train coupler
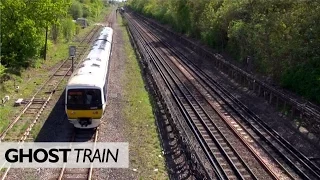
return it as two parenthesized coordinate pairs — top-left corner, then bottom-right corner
(78, 118), (92, 127)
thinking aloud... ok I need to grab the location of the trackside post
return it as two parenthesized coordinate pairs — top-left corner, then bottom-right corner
(69, 46), (76, 72)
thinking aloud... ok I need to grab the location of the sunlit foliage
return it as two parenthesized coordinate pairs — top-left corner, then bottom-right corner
(0, 0), (106, 75)
(128, 0), (320, 103)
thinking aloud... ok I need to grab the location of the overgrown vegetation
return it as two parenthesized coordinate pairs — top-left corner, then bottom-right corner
(128, 0), (320, 104)
(0, 0), (107, 83)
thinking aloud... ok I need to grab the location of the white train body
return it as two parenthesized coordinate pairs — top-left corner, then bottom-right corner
(65, 27), (113, 128)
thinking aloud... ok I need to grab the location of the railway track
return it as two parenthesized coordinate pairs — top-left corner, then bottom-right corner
(125, 11), (320, 179)
(58, 128), (98, 180)
(138, 15), (320, 179)
(107, 9), (116, 28)
(126, 14), (271, 180)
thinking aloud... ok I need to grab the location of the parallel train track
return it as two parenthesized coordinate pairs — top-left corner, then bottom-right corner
(126, 13), (270, 180)
(125, 11), (320, 179)
(138, 14), (320, 179)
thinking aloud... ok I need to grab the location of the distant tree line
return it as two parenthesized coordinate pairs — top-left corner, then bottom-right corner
(0, 0), (106, 78)
(128, 0), (320, 104)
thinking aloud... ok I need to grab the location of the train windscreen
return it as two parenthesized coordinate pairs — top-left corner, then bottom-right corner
(67, 89), (102, 109)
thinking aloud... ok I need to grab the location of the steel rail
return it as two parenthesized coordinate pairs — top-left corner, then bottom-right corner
(58, 128), (99, 180)
(137, 18), (298, 179)
(133, 17), (287, 179)
(132, 18), (264, 180)
(127, 14), (258, 180)
(126, 20), (224, 179)
(126, 18), (213, 179)
(134, 13), (320, 179)
(159, 27), (320, 179)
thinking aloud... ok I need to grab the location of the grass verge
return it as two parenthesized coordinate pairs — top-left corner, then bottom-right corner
(119, 16), (168, 179)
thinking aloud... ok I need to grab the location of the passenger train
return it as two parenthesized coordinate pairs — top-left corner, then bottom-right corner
(65, 27), (113, 128)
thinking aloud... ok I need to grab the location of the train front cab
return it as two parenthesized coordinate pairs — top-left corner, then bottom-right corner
(65, 87), (106, 128)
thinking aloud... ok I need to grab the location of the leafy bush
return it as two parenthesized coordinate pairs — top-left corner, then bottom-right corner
(69, 1), (83, 20)
(82, 5), (91, 18)
(61, 18), (76, 42)
(0, 64), (6, 77)
(282, 58), (320, 103)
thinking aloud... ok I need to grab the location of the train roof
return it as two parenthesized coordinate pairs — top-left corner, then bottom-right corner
(67, 26), (113, 89)
(97, 27), (113, 40)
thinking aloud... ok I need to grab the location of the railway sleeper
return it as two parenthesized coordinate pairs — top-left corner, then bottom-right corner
(64, 169), (89, 174)
(61, 177), (87, 180)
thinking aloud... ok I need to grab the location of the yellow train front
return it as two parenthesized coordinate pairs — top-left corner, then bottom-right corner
(65, 27), (113, 128)
(66, 86), (105, 128)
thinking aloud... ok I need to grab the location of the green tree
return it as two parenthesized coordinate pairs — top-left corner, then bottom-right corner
(0, 0), (71, 68)
(1, 0), (43, 67)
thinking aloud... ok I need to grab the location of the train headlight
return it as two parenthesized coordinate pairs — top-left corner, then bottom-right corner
(71, 111), (75, 114)
(93, 111), (98, 114)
